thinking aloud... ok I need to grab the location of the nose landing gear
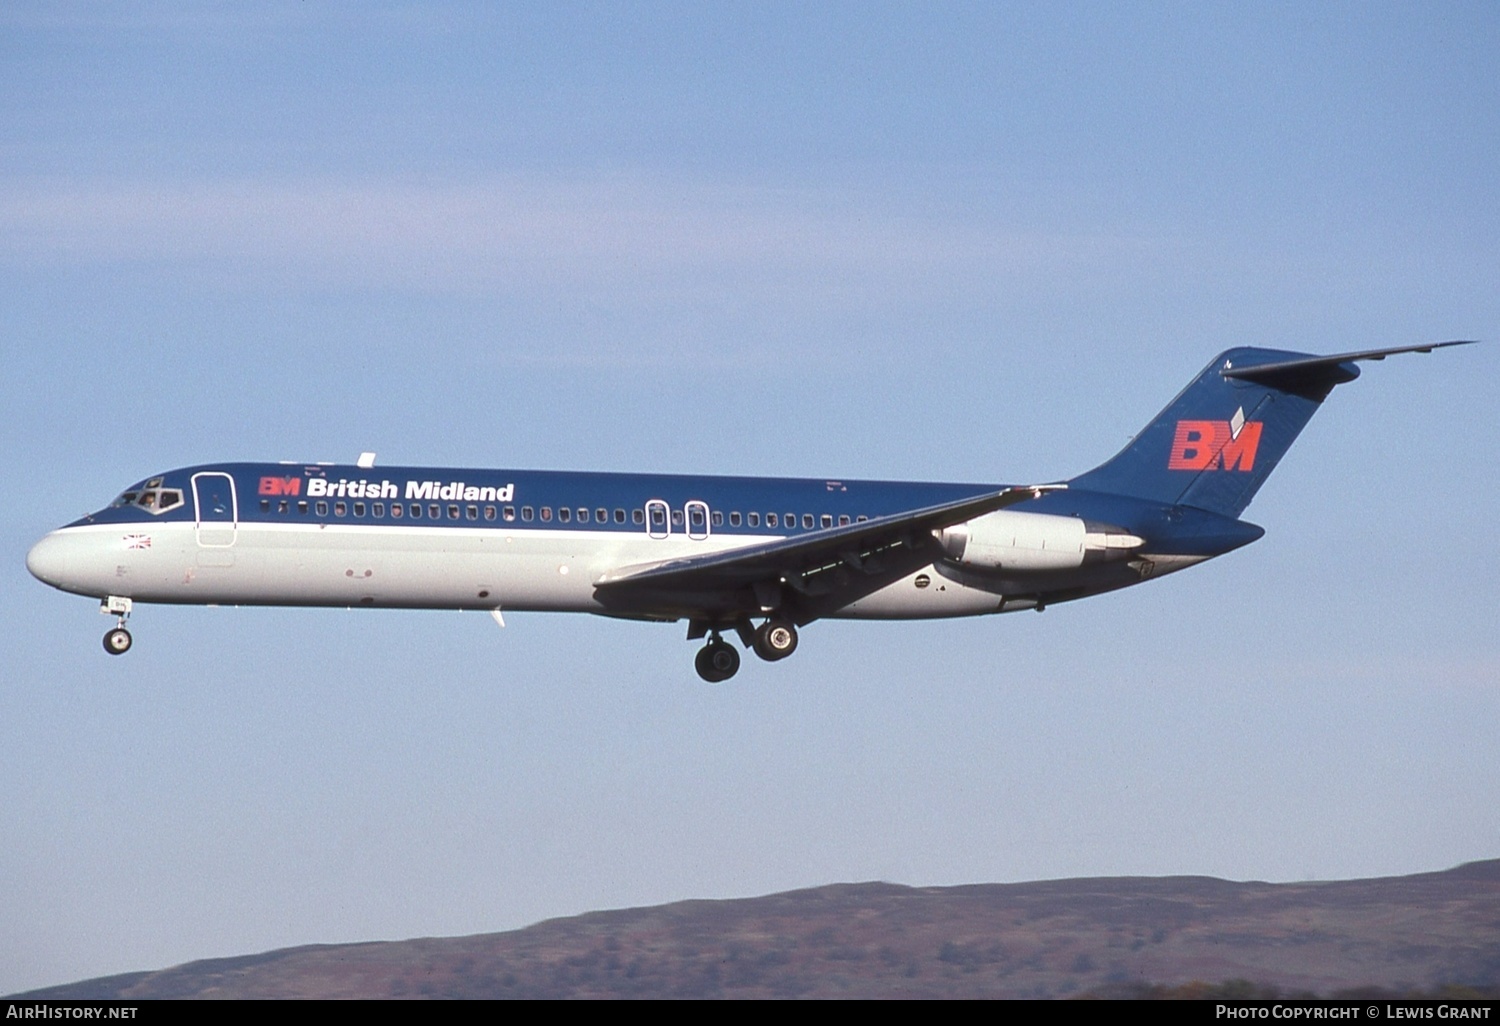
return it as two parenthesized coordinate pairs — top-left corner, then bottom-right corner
(100, 596), (133, 656)
(104, 627), (133, 655)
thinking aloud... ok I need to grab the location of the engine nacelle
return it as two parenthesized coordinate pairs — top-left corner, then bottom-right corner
(935, 510), (1143, 573)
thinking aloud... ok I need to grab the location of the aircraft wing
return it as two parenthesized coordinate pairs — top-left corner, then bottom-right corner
(593, 484), (1062, 620)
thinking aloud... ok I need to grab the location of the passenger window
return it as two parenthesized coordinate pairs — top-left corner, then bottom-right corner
(596, 508), (608, 523)
(820, 514), (832, 528)
(748, 512), (759, 527)
(803, 514), (814, 529)
(786, 513), (796, 528)
(447, 505), (459, 520)
(260, 499), (270, 512)
(730, 511), (742, 527)
(467, 505), (478, 520)
(711, 511), (723, 527)
(429, 504), (441, 519)
(335, 502), (347, 517)
(857, 514), (868, 523)
(484, 506), (496, 521)
(354, 502), (365, 517)
(838, 514), (850, 526)
(614, 508), (626, 524)
(298, 501), (309, 514)
(671, 509), (684, 526)
(278, 500), (289, 514)
(412, 504), (423, 518)
(558, 507), (571, 523)
(766, 513), (777, 528)
(521, 506), (534, 521)
(577, 508), (589, 523)
(372, 502), (383, 517)
(541, 507), (552, 521)
(633, 508), (644, 525)
(503, 506), (516, 521)
(316, 501), (329, 517)
(391, 503), (403, 518)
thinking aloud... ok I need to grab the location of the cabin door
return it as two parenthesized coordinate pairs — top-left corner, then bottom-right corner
(685, 500), (710, 540)
(192, 472), (238, 547)
(645, 499), (670, 540)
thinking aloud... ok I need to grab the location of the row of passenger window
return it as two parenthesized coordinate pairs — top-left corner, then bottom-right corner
(260, 499), (637, 523)
(729, 511), (867, 529)
(256, 498), (869, 531)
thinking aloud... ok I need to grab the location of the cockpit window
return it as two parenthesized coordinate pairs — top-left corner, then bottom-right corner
(111, 482), (185, 515)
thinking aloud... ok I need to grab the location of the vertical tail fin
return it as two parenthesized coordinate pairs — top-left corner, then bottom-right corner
(1068, 342), (1472, 518)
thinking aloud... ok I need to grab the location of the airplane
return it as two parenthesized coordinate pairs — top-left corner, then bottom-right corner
(27, 341), (1471, 682)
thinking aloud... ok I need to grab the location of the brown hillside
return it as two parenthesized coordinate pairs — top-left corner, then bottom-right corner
(16, 860), (1500, 999)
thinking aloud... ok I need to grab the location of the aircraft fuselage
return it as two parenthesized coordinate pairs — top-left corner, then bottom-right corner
(26, 463), (1249, 621)
(27, 342), (1471, 680)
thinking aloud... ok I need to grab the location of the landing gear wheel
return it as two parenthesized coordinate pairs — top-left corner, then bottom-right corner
(103, 628), (133, 655)
(752, 619), (798, 662)
(694, 640), (741, 683)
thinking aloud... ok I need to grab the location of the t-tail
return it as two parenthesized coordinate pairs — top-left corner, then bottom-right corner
(1068, 341), (1474, 518)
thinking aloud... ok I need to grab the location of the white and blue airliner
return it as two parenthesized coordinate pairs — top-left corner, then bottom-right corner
(27, 342), (1469, 681)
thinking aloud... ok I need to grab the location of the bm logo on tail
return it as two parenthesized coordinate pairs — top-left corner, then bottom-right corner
(1168, 407), (1263, 471)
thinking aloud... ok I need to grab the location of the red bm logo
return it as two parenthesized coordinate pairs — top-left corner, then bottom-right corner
(258, 476), (302, 496)
(1168, 418), (1263, 471)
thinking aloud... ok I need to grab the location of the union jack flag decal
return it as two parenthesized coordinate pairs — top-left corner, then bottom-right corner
(124, 534), (152, 549)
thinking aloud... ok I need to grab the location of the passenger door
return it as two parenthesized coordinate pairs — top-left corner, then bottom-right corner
(192, 472), (238, 547)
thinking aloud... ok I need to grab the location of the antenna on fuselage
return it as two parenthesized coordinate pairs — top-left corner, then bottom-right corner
(357, 452), (377, 468)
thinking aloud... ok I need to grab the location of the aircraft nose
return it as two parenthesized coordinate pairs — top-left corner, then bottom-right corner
(27, 530), (85, 590)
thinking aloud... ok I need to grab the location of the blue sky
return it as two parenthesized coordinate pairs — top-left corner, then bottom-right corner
(2, 2), (1497, 995)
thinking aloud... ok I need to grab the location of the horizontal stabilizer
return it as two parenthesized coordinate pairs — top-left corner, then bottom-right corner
(1222, 340), (1475, 399)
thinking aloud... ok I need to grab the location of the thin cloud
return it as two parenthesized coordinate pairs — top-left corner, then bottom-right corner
(0, 174), (1172, 302)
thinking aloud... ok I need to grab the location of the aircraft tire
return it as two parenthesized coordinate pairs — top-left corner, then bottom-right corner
(753, 620), (798, 662)
(695, 641), (740, 683)
(103, 628), (133, 655)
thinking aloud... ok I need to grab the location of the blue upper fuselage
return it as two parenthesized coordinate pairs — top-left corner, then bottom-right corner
(69, 461), (1264, 561)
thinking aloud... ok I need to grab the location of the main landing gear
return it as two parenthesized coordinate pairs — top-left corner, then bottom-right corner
(692, 618), (799, 682)
(694, 636), (740, 683)
(101, 596), (133, 655)
(752, 619), (798, 662)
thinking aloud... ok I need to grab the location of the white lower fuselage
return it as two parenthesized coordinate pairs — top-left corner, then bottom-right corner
(33, 519), (1109, 621)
